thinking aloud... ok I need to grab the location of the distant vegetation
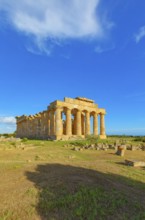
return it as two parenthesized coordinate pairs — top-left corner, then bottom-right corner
(0, 132), (16, 138)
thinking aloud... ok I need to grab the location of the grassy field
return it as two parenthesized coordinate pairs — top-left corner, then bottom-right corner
(0, 137), (145, 220)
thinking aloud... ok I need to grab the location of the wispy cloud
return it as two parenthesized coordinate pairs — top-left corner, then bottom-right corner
(0, 0), (112, 54)
(0, 116), (16, 124)
(135, 26), (145, 43)
(95, 43), (115, 53)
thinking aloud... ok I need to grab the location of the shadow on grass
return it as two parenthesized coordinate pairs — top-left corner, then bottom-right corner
(115, 161), (126, 166)
(26, 164), (145, 220)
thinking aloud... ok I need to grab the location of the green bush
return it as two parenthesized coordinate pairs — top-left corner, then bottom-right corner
(133, 137), (145, 142)
(22, 137), (28, 142)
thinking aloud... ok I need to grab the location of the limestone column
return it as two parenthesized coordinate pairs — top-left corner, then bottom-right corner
(16, 123), (20, 137)
(48, 117), (50, 136)
(73, 114), (77, 135)
(93, 112), (98, 136)
(72, 118), (74, 135)
(50, 111), (55, 135)
(100, 113), (106, 138)
(55, 108), (63, 136)
(27, 119), (31, 138)
(66, 108), (72, 136)
(23, 121), (26, 137)
(32, 119), (35, 138)
(85, 111), (90, 135)
(76, 110), (82, 135)
(81, 114), (85, 135)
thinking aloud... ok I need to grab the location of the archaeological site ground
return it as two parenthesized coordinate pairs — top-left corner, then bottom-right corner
(0, 135), (145, 220)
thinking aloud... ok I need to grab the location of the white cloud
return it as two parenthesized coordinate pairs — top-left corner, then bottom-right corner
(95, 43), (115, 53)
(0, 116), (16, 133)
(0, 116), (16, 124)
(0, 0), (110, 53)
(135, 26), (145, 43)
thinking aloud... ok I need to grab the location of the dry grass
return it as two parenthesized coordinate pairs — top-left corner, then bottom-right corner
(0, 138), (145, 219)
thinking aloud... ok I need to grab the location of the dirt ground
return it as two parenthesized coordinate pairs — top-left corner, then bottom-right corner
(0, 140), (145, 220)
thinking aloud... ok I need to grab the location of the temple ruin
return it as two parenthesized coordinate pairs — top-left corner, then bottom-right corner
(16, 97), (106, 140)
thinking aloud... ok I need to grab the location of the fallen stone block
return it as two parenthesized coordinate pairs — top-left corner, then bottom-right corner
(125, 159), (145, 167)
(116, 146), (126, 156)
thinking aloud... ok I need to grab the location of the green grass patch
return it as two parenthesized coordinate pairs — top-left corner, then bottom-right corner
(39, 185), (145, 220)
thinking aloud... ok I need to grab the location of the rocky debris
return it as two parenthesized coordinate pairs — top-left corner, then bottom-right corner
(63, 144), (74, 148)
(71, 143), (109, 151)
(63, 144), (69, 148)
(72, 147), (80, 151)
(68, 141), (145, 152)
(68, 155), (75, 159)
(108, 144), (115, 149)
(142, 145), (145, 151)
(131, 145), (140, 151)
(0, 137), (21, 142)
(130, 145), (135, 151)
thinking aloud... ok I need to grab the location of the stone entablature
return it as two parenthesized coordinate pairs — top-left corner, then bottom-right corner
(16, 97), (106, 140)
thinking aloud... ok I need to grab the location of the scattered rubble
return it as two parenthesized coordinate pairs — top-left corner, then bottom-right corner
(0, 137), (21, 142)
(64, 142), (145, 152)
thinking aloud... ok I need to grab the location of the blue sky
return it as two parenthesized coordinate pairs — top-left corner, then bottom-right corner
(0, 0), (145, 135)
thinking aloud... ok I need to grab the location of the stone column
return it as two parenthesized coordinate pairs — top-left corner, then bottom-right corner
(73, 113), (77, 135)
(66, 108), (72, 136)
(100, 113), (106, 139)
(93, 112), (98, 136)
(48, 117), (50, 136)
(23, 121), (27, 137)
(85, 111), (90, 135)
(81, 114), (85, 135)
(55, 108), (63, 136)
(76, 109), (82, 135)
(32, 119), (35, 138)
(16, 123), (20, 137)
(27, 119), (31, 138)
(72, 118), (74, 135)
(50, 110), (55, 135)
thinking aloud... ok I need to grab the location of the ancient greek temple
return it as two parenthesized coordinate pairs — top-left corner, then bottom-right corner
(16, 97), (106, 140)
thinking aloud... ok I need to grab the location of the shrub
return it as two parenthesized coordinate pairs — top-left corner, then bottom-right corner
(22, 138), (28, 142)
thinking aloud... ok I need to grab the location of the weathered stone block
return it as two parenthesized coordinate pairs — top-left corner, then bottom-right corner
(116, 146), (126, 156)
(125, 160), (145, 167)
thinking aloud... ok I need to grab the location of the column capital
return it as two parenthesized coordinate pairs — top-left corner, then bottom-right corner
(100, 112), (105, 115)
(66, 107), (72, 111)
(55, 107), (63, 111)
(93, 112), (98, 116)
